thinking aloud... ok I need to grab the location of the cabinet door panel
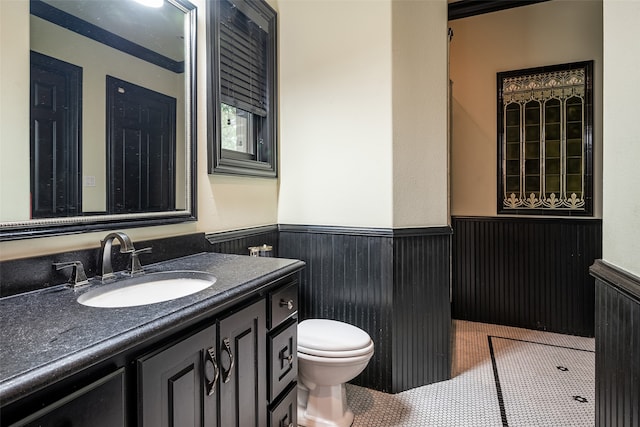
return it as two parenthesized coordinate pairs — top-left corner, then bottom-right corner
(219, 300), (266, 427)
(168, 365), (197, 426)
(268, 319), (297, 401)
(138, 325), (217, 427)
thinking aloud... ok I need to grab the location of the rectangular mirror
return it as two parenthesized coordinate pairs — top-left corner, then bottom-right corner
(0, 0), (197, 240)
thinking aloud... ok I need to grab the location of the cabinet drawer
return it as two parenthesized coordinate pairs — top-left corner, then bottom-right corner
(268, 382), (297, 427)
(10, 369), (125, 427)
(269, 280), (298, 329)
(268, 319), (298, 401)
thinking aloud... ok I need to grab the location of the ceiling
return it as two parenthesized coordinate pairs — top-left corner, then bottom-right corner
(448, 0), (551, 21)
(40, 0), (185, 60)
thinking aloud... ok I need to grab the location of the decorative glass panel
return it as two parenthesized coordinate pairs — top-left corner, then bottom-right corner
(498, 62), (593, 214)
(504, 103), (521, 197)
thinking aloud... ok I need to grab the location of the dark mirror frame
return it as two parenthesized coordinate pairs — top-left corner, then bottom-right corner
(0, 0), (198, 241)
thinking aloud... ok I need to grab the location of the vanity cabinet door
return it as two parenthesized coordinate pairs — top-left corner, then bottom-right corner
(138, 324), (218, 427)
(218, 300), (267, 427)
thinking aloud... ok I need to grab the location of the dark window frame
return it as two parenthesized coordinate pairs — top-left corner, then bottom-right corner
(207, 0), (277, 177)
(497, 61), (594, 216)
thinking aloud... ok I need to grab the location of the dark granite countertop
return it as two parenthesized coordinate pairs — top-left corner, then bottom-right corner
(0, 252), (304, 406)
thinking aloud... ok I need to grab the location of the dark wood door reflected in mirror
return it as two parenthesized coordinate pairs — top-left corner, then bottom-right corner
(106, 76), (177, 214)
(30, 51), (83, 219)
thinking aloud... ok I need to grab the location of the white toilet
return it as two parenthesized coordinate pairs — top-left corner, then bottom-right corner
(297, 319), (374, 427)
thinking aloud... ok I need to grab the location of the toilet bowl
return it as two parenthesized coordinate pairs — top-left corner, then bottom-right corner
(297, 319), (374, 427)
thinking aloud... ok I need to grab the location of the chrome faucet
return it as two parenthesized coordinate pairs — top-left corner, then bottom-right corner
(53, 260), (89, 288)
(98, 232), (136, 279)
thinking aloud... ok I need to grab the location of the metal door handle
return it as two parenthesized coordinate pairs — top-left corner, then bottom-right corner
(204, 347), (219, 396)
(221, 337), (235, 384)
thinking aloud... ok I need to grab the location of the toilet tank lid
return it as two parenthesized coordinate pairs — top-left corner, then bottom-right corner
(298, 319), (372, 352)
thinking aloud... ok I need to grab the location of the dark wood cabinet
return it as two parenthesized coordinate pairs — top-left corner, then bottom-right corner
(266, 280), (298, 427)
(2, 272), (300, 427)
(137, 324), (217, 427)
(138, 299), (267, 427)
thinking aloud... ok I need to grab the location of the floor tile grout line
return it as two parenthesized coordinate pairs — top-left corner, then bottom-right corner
(488, 335), (510, 427)
(489, 334), (596, 353)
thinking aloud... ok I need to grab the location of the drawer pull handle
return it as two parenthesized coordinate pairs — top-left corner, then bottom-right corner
(279, 347), (294, 366)
(279, 299), (294, 310)
(204, 347), (219, 396)
(221, 337), (235, 384)
(279, 414), (294, 427)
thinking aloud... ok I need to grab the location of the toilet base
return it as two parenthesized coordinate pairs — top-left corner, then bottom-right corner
(298, 406), (354, 427)
(297, 382), (354, 427)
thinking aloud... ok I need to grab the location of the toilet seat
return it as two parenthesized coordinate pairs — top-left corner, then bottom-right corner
(298, 341), (374, 359)
(298, 319), (373, 358)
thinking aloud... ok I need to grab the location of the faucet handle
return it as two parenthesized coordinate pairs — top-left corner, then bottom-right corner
(129, 247), (152, 275)
(53, 261), (89, 288)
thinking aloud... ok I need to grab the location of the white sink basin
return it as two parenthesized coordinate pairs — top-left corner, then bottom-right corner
(77, 271), (217, 308)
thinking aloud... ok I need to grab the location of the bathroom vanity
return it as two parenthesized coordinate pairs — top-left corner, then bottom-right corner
(0, 252), (302, 426)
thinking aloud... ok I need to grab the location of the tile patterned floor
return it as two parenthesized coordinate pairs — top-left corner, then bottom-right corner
(345, 320), (595, 426)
